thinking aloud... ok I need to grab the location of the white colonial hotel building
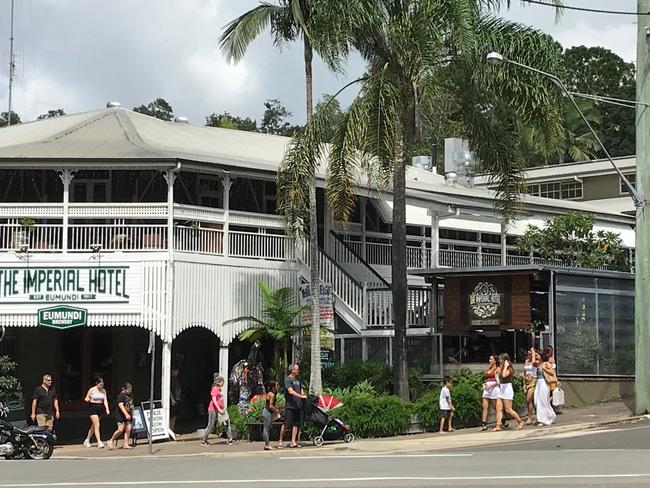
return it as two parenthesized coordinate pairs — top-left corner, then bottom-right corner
(0, 104), (636, 432)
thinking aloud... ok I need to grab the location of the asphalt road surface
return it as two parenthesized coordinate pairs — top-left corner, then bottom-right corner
(1, 421), (648, 488)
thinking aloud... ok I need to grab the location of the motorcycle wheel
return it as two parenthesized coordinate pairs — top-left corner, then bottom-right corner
(25, 437), (53, 460)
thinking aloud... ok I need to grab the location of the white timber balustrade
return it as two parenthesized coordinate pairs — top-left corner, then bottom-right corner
(68, 223), (168, 252)
(0, 223), (63, 251)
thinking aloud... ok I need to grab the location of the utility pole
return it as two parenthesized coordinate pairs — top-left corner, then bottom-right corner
(635, 0), (650, 415)
(7, 0), (15, 128)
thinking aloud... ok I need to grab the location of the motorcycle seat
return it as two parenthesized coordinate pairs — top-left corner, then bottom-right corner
(15, 425), (46, 435)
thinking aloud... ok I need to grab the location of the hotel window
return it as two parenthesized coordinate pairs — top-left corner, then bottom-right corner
(620, 173), (636, 195)
(526, 180), (582, 200)
(561, 180), (583, 199)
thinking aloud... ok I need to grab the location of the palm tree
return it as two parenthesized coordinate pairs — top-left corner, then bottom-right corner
(219, 0), (328, 394)
(224, 281), (309, 381)
(278, 0), (564, 401)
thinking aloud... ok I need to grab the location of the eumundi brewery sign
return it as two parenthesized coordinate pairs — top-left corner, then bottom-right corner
(0, 266), (131, 303)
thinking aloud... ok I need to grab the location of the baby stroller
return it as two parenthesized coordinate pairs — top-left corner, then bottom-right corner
(304, 395), (354, 447)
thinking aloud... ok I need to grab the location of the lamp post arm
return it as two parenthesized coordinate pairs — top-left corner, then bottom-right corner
(504, 57), (645, 208)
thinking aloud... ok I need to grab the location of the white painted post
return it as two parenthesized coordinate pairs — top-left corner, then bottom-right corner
(500, 222), (507, 266)
(162, 167), (178, 434)
(58, 169), (75, 253)
(430, 213), (440, 268)
(362, 281), (368, 328)
(222, 175), (232, 257)
(360, 198), (367, 261)
(219, 345), (230, 402)
(477, 232), (483, 267)
(161, 340), (172, 434)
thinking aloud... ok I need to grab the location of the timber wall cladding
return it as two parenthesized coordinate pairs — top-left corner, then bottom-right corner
(443, 274), (531, 331)
(173, 260), (299, 343)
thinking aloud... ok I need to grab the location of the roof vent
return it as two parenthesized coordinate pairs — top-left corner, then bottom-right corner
(174, 116), (190, 124)
(444, 171), (458, 186)
(106, 101), (121, 108)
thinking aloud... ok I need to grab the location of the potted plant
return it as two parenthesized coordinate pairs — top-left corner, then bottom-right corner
(11, 218), (35, 249)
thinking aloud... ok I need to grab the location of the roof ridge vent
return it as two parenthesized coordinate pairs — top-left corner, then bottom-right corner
(174, 116), (189, 124)
(106, 101), (121, 108)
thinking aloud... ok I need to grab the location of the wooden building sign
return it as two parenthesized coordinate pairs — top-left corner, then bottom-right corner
(443, 274), (531, 331)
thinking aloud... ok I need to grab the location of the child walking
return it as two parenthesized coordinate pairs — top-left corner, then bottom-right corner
(107, 382), (134, 450)
(439, 376), (455, 433)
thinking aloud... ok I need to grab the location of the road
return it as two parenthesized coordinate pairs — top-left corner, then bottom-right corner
(0, 421), (648, 488)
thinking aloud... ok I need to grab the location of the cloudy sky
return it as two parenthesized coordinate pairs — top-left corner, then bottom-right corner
(0, 0), (639, 125)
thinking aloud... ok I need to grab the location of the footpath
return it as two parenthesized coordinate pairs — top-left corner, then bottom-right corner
(54, 399), (647, 459)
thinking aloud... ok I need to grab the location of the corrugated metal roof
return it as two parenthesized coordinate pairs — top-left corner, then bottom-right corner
(0, 106), (635, 227)
(409, 264), (634, 280)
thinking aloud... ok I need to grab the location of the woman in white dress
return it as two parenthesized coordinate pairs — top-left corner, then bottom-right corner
(534, 349), (557, 426)
(494, 353), (525, 431)
(480, 355), (500, 431)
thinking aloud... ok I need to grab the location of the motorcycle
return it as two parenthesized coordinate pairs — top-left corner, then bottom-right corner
(0, 402), (55, 460)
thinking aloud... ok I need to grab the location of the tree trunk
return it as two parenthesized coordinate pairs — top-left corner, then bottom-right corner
(304, 35), (322, 395)
(392, 135), (409, 402)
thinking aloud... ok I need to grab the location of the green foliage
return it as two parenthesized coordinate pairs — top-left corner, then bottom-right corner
(205, 112), (258, 132)
(413, 388), (442, 430)
(562, 46), (636, 159)
(313, 94), (344, 143)
(322, 361), (391, 394)
(0, 356), (20, 400)
(133, 98), (174, 121)
(512, 375), (525, 411)
(224, 281), (308, 377)
(37, 109), (66, 120)
(0, 111), (21, 127)
(516, 211), (631, 271)
(336, 394), (411, 438)
(260, 99), (303, 137)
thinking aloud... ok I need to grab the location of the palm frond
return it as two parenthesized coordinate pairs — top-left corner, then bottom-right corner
(277, 102), (330, 237)
(219, 3), (284, 63)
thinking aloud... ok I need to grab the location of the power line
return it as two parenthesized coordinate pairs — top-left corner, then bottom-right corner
(521, 0), (650, 16)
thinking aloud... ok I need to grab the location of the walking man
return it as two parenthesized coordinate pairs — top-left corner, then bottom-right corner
(170, 366), (182, 433)
(278, 364), (307, 449)
(30, 374), (60, 433)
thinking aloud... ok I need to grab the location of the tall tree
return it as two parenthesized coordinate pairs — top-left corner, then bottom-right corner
(133, 98), (175, 121)
(260, 99), (303, 136)
(37, 109), (66, 120)
(220, 0), (328, 394)
(0, 111), (21, 127)
(563, 46), (636, 158)
(205, 112), (258, 132)
(278, 0), (564, 400)
(314, 94), (344, 143)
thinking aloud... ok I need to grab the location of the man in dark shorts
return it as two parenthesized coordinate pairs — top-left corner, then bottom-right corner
(30, 374), (60, 433)
(278, 364), (306, 448)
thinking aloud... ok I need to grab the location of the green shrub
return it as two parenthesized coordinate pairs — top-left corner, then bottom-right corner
(450, 381), (483, 423)
(323, 361), (391, 393)
(336, 393), (411, 438)
(512, 375), (525, 410)
(0, 356), (19, 400)
(413, 388), (442, 430)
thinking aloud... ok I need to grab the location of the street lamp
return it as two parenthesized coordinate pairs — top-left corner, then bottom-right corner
(485, 51), (645, 208)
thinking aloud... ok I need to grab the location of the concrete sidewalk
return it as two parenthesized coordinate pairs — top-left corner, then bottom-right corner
(54, 399), (645, 459)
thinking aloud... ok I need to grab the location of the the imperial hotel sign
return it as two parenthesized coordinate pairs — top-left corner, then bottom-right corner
(0, 266), (132, 303)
